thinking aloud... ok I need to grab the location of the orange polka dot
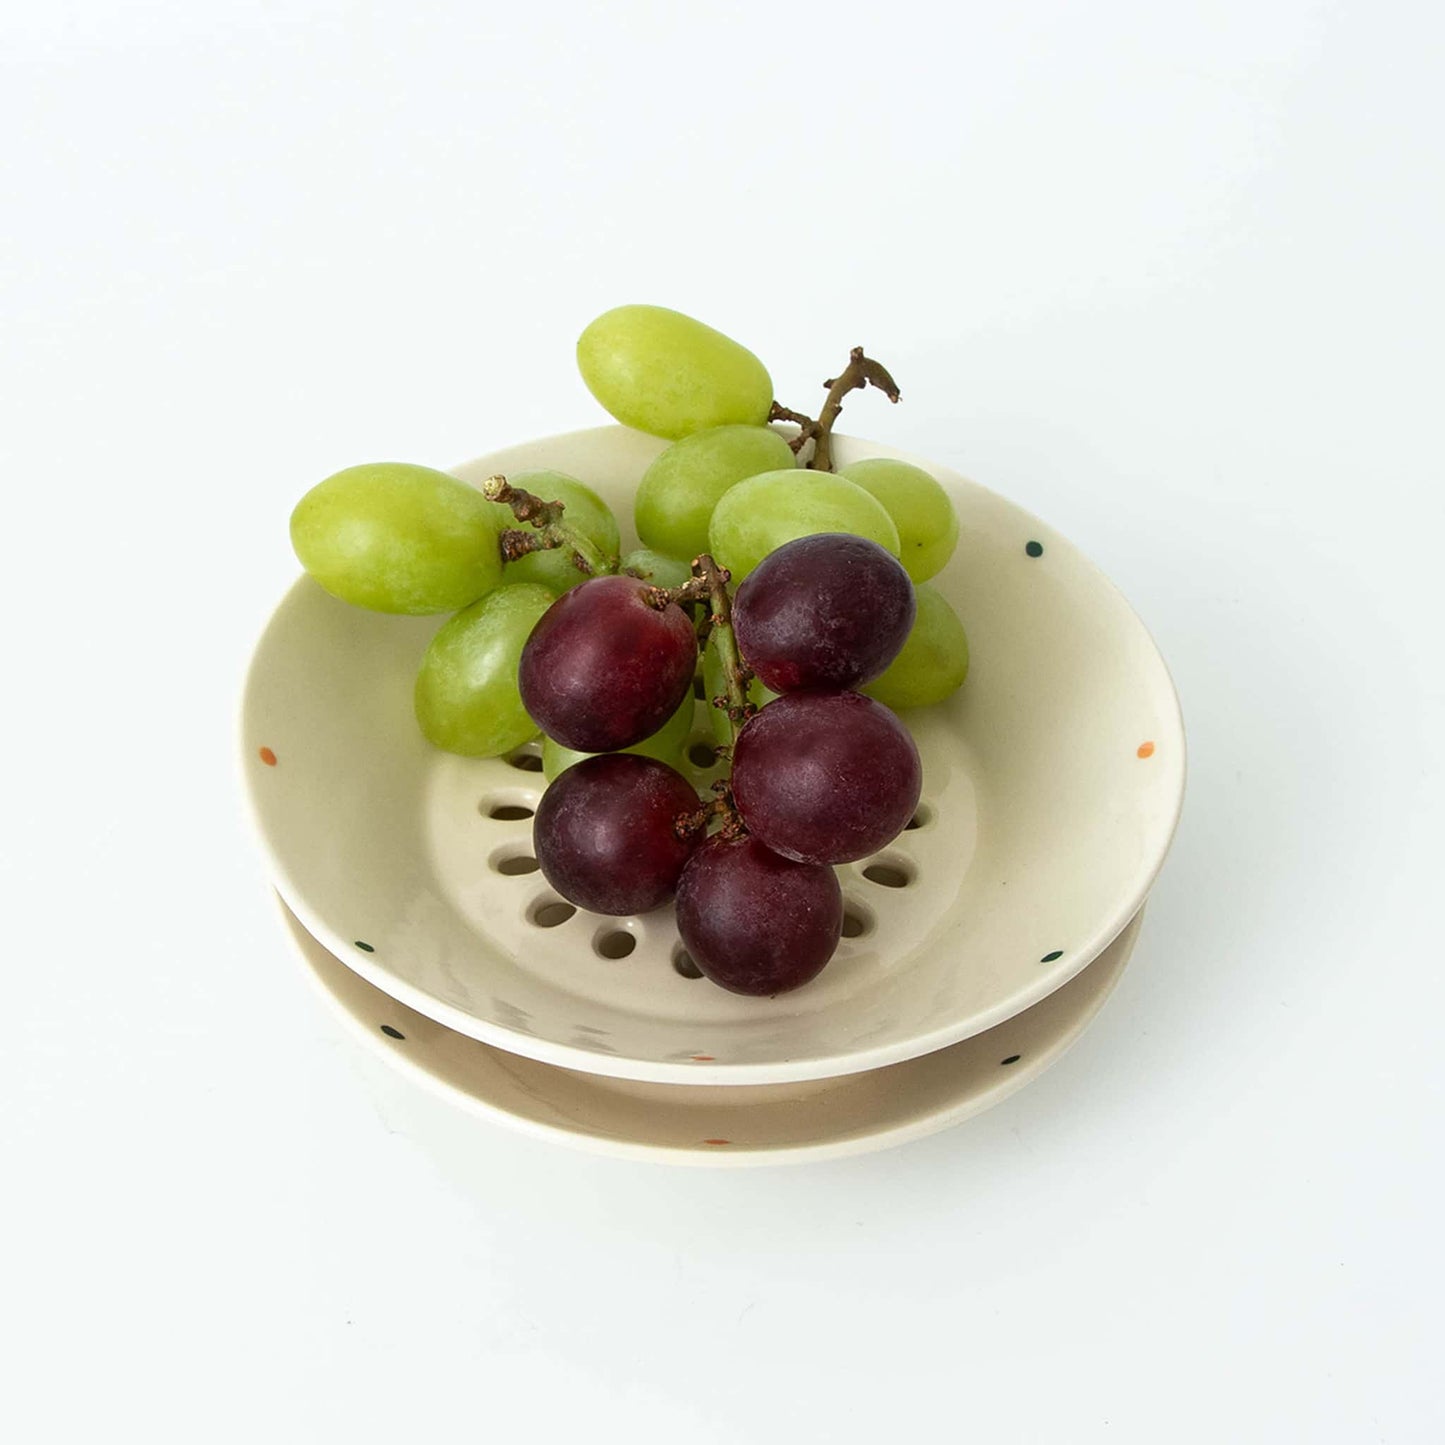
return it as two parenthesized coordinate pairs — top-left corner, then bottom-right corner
(691, 1054), (716, 1062)
(703, 1139), (731, 1146)
(259, 747), (278, 766)
(1137, 741), (1155, 759)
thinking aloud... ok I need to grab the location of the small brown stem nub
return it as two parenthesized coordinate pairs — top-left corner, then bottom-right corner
(712, 778), (748, 841)
(674, 792), (727, 842)
(769, 347), (901, 472)
(768, 401), (820, 454)
(482, 475), (613, 577)
(674, 779), (747, 843)
(499, 527), (548, 563)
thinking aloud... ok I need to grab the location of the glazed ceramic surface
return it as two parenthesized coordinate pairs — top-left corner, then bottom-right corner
(243, 427), (1183, 1084)
(282, 898), (1145, 1165)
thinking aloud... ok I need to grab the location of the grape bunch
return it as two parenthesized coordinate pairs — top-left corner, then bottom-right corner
(285, 303), (973, 996)
(675, 536), (923, 994)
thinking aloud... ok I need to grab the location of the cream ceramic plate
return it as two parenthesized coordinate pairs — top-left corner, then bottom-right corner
(281, 897), (1144, 1165)
(243, 426), (1183, 1085)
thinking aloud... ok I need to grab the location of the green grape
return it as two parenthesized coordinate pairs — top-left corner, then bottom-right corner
(291, 462), (503, 615)
(702, 627), (775, 747)
(491, 469), (620, 594)
(862, 583), (969, 708)
(542, 694), (695, 781)
(414, 584), (556, 756)
(839, 458), (959, 582)
(576, 305), (774, 440)
(708, 469), (901, 581)
(634, 425), (796, 560)
(620, 548), (694, 589)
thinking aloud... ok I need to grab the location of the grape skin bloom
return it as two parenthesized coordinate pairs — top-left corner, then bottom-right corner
(413, 583), (556, 756)
(839, 457), (959, 583)
(619, 548), (694, 589)
(577, 305), (774, 440)
(518, 575), (697, 754)
(733, 533), (915, 692)
(708, 469), (901, 581)
(862, 582), (970, 708)
(290, 462), (504, 615)
(731, 690), (922, 866)
(533, 754), (703, 916)
(675, 835), (842, 996)
(634, 425), (796, 561)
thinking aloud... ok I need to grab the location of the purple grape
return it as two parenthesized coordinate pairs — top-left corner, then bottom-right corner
(676, 835), (842, 995)
(533, 753), (702, 915)
(733, 533), (915, 693)
(730, 690), (922, 865)
(519, 574), (696, 752)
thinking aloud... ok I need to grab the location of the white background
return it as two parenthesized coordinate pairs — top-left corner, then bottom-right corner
(4, 3), (1442, 1441)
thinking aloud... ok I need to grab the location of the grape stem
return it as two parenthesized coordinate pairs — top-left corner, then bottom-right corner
(676, 780), (748, 844)
(482, 475), (615, 577)
(642, 553), (755, 745)
(769, 346), (902, 472)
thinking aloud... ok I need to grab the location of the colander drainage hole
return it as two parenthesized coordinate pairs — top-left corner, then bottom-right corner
(507, 751), (544, 773)
(1001, 1054), (1021, 1066)
(905, 804), (932, 831)
(688, 740), (718, 768)
(862, 861), (913, 888)
(595, 931), (636, 960)
(673, 947), (704, 979)
(531, 900), (576, 928)
(840, 903), (873, 938)
(692, 675), (706, 700)
(494, 854), (540, 876)
(484, 802), (534, 820)
(379, 1025), (405, 1040)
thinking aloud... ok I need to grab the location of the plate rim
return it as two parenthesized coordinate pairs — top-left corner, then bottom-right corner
(280, 894), (1145, 1167)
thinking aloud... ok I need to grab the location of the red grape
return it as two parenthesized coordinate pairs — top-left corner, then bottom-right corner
(675, 835), (842, 995)
(533, 753), (702, 915)
(733, 533), (915, 692)
(519, 574), (696, 752)
(730, 690), (922, 865)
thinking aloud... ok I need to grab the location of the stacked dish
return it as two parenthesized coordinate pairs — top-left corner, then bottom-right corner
(241, 426), (1184, 1165)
